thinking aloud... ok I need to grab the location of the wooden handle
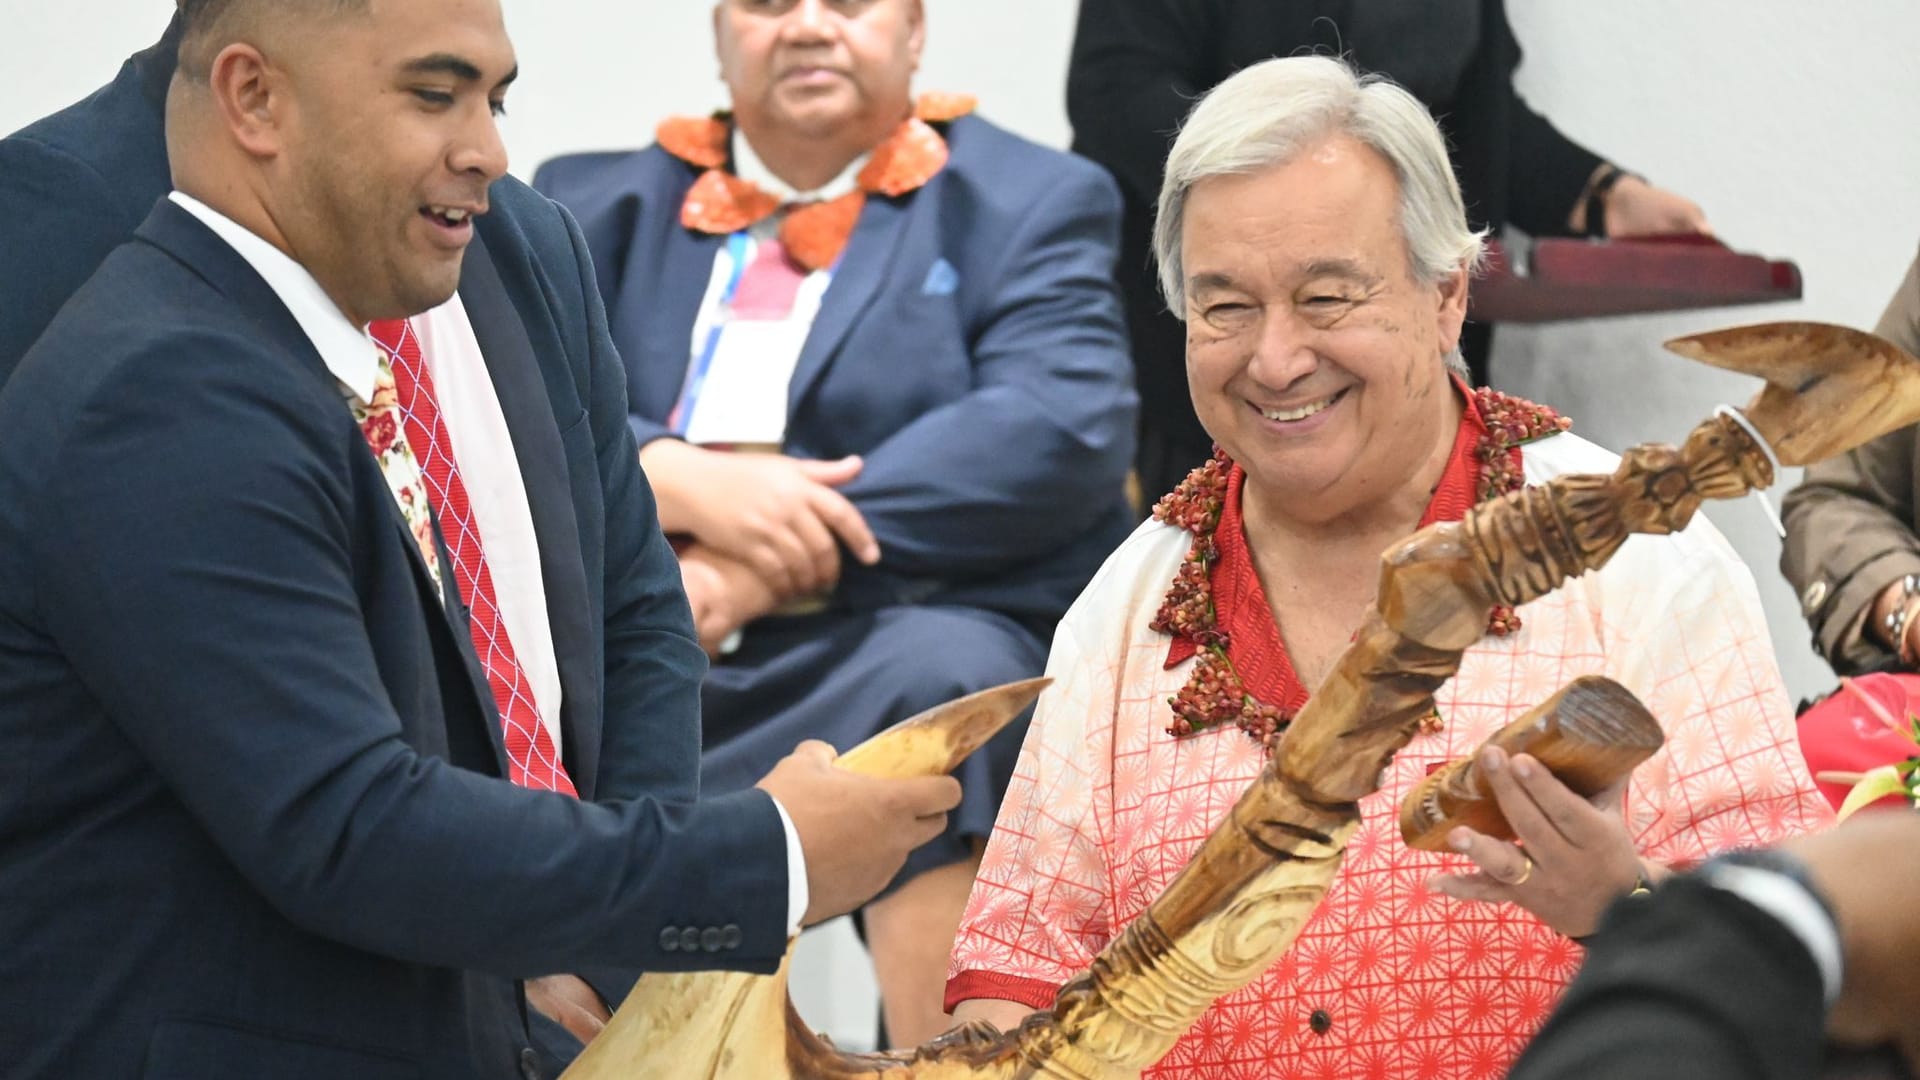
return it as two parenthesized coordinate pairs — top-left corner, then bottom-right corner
(1399, 676), (1664, 851)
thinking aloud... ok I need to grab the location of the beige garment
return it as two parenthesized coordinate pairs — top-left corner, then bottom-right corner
(1781, 243), (1920, 674)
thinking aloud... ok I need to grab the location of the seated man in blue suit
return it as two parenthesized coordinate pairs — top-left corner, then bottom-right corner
(0, 2), (963, 1077)
(534, 0), (1138, 1046)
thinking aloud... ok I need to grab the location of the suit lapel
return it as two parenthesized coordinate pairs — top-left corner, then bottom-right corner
(629, 218), (725, 422)
(786, 195), (912, 416)
(145, 202), (528, 780)
(456, 231), (601, 793)
(146, 207), (455, 614)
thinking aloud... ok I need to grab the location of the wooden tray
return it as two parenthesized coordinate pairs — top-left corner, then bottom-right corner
(1469, 234), (1803, 324)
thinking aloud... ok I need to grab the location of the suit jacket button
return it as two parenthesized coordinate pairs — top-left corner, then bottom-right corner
(519, 1047), (544, 1080)
(720, 924), (743, 950)
(659, 927), (681, 952)
(679, 926), (702, 953)
(700, 926), (724, 952)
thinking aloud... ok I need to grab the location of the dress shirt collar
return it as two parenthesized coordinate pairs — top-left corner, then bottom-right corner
(168, 191), (383, 402)
(731, 127), (868, 205)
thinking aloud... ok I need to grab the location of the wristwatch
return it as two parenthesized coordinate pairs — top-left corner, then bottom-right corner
(1881, 573), (1920, 657)
(1698, 848), (1843, 1005)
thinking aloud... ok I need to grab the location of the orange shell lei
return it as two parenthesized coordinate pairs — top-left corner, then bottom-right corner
(663, 93), (977, 272)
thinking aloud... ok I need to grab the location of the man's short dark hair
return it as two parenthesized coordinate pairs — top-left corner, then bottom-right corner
(177, 0), (368, 80)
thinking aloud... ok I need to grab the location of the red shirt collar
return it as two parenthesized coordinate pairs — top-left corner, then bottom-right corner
(1167, 379), (1500, 714)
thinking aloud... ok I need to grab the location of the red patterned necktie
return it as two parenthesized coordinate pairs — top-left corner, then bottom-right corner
(368, 318), (578, 797)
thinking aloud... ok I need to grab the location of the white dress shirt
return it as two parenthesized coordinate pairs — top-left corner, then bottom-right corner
(169, 192), (808, 933)
(672, 133), (866, 446)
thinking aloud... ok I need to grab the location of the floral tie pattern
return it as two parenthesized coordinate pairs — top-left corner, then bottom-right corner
(341, 349), (442, 600)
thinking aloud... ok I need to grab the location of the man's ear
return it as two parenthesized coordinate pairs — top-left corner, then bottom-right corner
(1434, 264), (1470, 356)
(207, 42), (286, 160)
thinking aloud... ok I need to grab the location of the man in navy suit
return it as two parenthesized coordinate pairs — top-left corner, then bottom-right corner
(0, 19), (175, 376)
(534, 0), (1137, 1045)
(0, 1), (960, 1076)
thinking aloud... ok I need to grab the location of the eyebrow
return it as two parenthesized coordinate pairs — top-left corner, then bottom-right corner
(1187, 271), (1238, 294)
(1188, 259), (1380, 295)
(402, 54), (520, 91)
(1299, 257), (1377, 283)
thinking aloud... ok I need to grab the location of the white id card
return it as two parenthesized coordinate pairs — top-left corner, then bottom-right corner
(682, 318), (811, 446)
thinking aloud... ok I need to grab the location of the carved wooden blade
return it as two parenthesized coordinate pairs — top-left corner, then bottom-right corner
(1664, 321), (1920, 466)
(560, 678), (1048, 1080)
(836, 677), (1051, 779)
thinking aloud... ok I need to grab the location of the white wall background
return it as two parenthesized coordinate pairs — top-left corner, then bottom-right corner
(6, 0), (1917, 1049)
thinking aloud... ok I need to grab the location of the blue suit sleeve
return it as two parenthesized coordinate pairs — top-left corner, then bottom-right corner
(0, 138), (143, 376)
(835, 166), (1139, 578)
(627, 412), (676, 451)
(34, 334), (789, 979)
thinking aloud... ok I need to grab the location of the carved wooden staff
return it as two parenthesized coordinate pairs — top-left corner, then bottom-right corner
(565, 322), (1920, 1080)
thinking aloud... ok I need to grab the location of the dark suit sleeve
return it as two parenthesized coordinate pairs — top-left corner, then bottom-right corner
(0, 137), (143, 375)
(546, 198), (709, 807)
(1491, 1), (1606, 238)
(34, 331), (788, 979)
(1064, 0), (1216, 208)
(834, 165), (1138, 578)
(1507, 879), (1827, 1080)
(1781, 244), (1920, 673)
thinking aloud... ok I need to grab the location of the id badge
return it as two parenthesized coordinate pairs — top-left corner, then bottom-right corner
(682, 318), (811, 446)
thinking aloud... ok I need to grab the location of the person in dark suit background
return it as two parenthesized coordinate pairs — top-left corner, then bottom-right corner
(1067, 0), (1713, 500)
(0, 1), (961, 1076)
(534, 0), (1137, 1045)
(1509, 810), (1920, 1080)
(0, 19), (175, 377)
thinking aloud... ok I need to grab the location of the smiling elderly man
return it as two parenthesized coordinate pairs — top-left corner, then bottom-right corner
(946, 55), (1827, 1080)
(534, 0), (1139, 1046)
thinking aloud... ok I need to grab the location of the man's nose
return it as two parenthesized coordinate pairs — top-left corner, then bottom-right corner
(779, 0), (836, 41)
(452, 107), (510, 186)
(1246, 310), (1321, 387)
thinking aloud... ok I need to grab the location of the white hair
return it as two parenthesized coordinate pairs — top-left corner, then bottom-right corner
(1153, 55), (1487, 327)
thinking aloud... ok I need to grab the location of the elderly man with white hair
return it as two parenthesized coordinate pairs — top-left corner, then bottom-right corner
(944, 55), (1827, 1079)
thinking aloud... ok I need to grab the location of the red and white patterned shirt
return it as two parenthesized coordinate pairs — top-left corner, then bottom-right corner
(946, 429), (1831, 1080)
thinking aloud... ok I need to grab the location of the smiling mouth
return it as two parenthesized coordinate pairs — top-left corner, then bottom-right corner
(1256, 388), (1347, 422)
(420, 205), (477, 229)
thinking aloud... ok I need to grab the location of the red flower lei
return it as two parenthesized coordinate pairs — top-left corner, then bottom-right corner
(1149, 386), (1572, 751)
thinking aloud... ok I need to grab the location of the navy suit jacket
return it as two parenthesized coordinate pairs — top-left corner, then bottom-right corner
(0, 21), (787, 1080)
(534, 115), (1139, 624)
(0, 16), (175, 376)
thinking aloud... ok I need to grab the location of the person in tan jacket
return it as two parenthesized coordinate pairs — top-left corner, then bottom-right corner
(1782, 244), (1920, 674)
